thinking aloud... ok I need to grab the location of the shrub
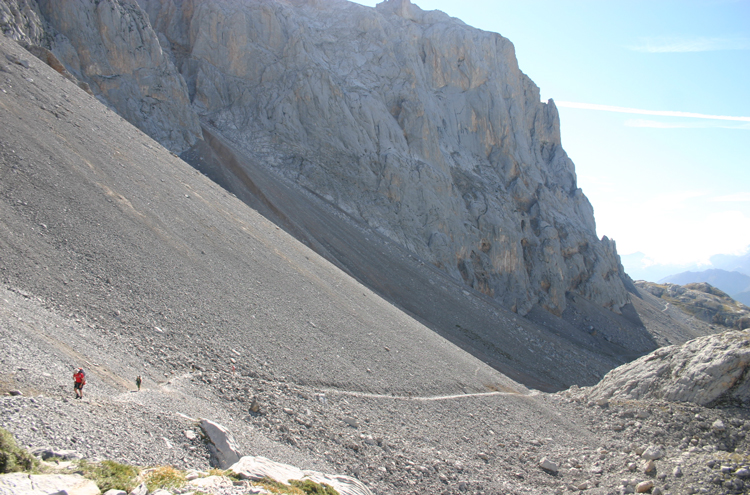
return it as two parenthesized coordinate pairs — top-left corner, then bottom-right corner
(290, 479), (340, 495)
(0, 427), (37, 473)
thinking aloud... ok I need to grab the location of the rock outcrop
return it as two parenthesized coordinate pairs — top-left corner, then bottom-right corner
(199, 419), (240, 470)
(230, 455), (373, 495)
(588, 330), (750, 407)
(636, 281), (750, 330)
(3, 0), (629, 316)
(0, 472), (100, 495)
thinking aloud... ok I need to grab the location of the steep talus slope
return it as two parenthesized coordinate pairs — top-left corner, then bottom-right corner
(0, 34), (518, 397)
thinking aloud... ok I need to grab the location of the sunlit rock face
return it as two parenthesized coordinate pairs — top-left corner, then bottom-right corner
(6, 0), (629, 316)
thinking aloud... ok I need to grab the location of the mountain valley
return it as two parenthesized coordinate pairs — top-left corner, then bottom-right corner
(1, 1), (749, 494)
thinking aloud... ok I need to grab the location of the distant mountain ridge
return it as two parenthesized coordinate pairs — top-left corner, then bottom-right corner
(621, 249), (750, 284)
(660, 269), (750, 307)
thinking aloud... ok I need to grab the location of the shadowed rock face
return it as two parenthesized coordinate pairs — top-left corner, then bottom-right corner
(1, 0), (202, 152)
(3, 0), (628, 317)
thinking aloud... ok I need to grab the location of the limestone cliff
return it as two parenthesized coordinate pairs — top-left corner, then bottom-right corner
(143, 0), (628, 315)
(1, 0), (201, 151)
(2, 0), (629, 316)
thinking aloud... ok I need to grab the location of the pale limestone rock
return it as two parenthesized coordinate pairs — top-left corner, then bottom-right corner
(229, 455), (373, 495)
(0, 472), (100, 495)
(635, 480), (654, 493)
(187, 475), (235, 492)
(539, 457), (559, 472)
(200, 418), (241, 469)
(641, 446), (664, 460)
(0, 0), (47, 46)
(590, 330), (750, 407)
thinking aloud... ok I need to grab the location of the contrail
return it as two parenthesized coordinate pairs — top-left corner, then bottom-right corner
(555, 101), (750, 122)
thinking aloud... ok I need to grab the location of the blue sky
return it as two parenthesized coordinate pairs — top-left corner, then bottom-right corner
(350, 0), (750, 280)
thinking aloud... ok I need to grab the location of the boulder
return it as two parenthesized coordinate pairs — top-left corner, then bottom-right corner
(589, 330), (750, 407)
(0, 472), (100, 495)
(229, 455), (373, 495)
(199, 418), (241, 469)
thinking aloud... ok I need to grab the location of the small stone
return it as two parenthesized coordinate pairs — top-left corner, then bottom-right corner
(8, 390), (22, 396)
(635, 480), (654, 493)
(627, 462), (637, 472)
(642, 459), (656, 474)
(130, 483), (148, 495)
(712, 419), (726, 431)
(651, 488), (663, 495)
(184, 430), (197, 441)
(343, 417), (359, 428)
(735, 467), (750, 478)
(641, 446), (664, 460)
(721, 465), (732, 474)
(539, 457), (558, 473)
(103, 490), (127, 495)
(596, 398), (609, 407)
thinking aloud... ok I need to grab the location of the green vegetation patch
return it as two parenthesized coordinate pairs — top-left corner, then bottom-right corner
(0, 427), (38, 474)
(75, 459), (139, 492)
(250, 476), (338, 495)
(290, 478), (340, 495)
(143, 465), (186, 492)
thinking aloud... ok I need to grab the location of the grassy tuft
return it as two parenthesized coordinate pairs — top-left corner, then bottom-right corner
(253, 476), (305, 494)
(290, 479), (340, 495)
(75, 459), (139, 492)
(0, 427), (38, 474)
(144, 465), (186, 492)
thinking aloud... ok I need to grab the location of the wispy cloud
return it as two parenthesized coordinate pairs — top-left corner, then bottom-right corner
(555, 101), (750, 122)
(628, 36), (750, 53)
(625, 119), (750, 130)
(713, 192), (750, 202)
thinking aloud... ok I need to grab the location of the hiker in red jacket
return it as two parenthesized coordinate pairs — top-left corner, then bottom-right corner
(73, 368), (86, 399)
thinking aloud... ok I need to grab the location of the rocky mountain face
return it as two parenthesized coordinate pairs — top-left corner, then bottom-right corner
(0, 0), (201, 151)
(2, 0), (629, 318)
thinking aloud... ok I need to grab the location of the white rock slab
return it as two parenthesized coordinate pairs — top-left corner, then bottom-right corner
(229, 455), (373, 495)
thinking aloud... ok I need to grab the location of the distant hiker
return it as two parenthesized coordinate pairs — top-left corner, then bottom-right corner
(135, 375), (142, 391)
(73, 368), (86, 399)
